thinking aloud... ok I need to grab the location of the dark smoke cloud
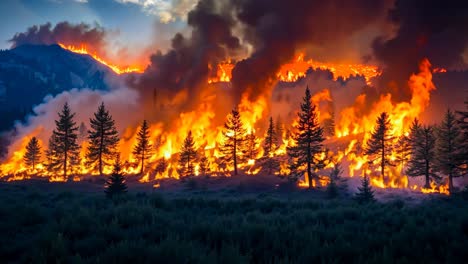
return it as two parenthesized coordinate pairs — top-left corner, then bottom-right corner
(135, 0), (387, 110)
(231, 0), (387, 101)
(373, 0), (468, 98)
(132, 0), (244, 121)
(9, 22), (107, 54)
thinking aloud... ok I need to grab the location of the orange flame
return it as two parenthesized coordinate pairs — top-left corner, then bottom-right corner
(58, 43), (144, 74)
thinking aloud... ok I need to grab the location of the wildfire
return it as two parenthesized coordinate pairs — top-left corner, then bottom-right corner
(207, 53), (381, 84)
(58, 43), (144, 74)
(277, 54), (381, 84)
(0, 51), (452, 195)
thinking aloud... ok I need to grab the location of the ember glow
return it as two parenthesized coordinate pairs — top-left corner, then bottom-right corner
(58, 43), (144, 74)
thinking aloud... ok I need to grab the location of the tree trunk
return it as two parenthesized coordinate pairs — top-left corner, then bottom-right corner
(234, 138), (238, 176)
(307, 142), (312, 189)
(381, 139), (385, 184)
(141, 150), (145, 175)
(64, 150), (68, 181)
(424, 160), (430, 188)
(99, 128), (104, 177)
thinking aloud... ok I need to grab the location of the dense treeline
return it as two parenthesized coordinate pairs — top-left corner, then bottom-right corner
(0, 184), (467, 263)
(18, 88), (468, 192)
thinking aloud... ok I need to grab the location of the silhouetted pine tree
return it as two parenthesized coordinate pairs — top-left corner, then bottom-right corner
(178, 131), (197, 178)
(132, 120), (152, 175)
(220, 108), (246, 175)
(23, 136), (41, 172)
(105, 155), (127, 198)
(47, 102), (80, 180)
(365, 112), (394, 183)
(355, 175), (375, 203)
(456, 98), (468, 176)
(262, 117), (279, 175)
(326, 163), (341, 198)
(86, 102), (119, 177)
(287, 86), (325, 188)
(436, 109), (464, 193)
(406, 125), (437, 188)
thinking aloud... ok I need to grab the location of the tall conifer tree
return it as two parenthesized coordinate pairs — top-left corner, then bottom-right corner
(132, 120), (152, 175)
(86, 102), (119, 177)
(287, 86), (326, 188)
(365, 112), (394, 183)
(48, 102), (80, 180)
(178, 131), (197, 178)
(220, 109), (246, 175)
(24, 137), (41, 172)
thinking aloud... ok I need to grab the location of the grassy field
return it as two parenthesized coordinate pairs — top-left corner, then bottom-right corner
(0, 179), (468, 263)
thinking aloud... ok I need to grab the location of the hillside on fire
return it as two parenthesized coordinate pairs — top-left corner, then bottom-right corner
(0, 0), (468, 262)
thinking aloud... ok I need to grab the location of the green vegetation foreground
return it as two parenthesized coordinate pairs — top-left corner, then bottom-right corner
(0, 183), (468, 263)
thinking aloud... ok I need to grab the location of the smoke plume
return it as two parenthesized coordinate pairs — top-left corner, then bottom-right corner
(9, 22), (108, 56)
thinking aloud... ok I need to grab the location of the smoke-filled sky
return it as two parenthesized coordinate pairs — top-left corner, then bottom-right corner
(0, 0), (195, 51)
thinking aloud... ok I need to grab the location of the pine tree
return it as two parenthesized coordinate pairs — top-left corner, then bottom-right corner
(456, 98), (468, 176)
(86, 102), (120, 177)
(262, 117), (279, 175)
(365, 112), (394, 183)
(178, 131), (197, 178)
(48, 102), (80, 180)
(406, 125), (437, 188)
(287, 86), (326, 188)
(326, 163), (341, 198)
(132, 120), (152, 175)
(23, 137), (41, 172)
(105, 155), (127, 198)
(436, 109), (464, 193)
(220, 108), (246, 175)
(355, 174), (375, 203)
(243, 131), (259, 161)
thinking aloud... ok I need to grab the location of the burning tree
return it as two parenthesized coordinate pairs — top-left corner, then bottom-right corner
(23, 137), (41, 173)
(406, 125), (437, 188)
(105, 155), (127, 198)
(220, 108), (246, 175)
(178, 131), (197, 178)
(261, 117), (279, 175)
(436, 109), (464, 193)
(46, 102), (80, 180)
(287, 86), (326, 188)
(132, 120), (153, 175)
(86, 102), (119, 177)
(365, 112), (394, 184)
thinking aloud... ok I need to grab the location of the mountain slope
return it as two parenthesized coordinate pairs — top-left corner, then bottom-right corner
(0, 44), (119, 131)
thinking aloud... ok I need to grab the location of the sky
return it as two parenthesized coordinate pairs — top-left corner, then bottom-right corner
(0, 0), (193, 50)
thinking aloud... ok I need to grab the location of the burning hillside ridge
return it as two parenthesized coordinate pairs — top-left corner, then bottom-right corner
(0, 56), (465, 196)
(1, 0), (467, 196)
